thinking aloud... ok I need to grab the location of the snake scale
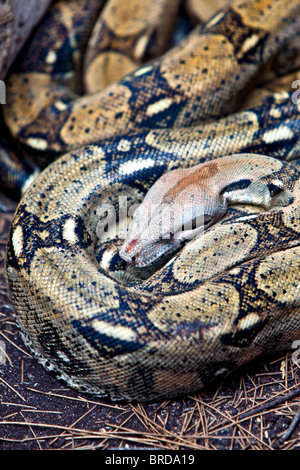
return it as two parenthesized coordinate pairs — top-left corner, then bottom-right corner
(2, 0), (300, 401)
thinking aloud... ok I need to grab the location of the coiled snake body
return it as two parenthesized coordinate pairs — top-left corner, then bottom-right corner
(2, 0), (300, 401)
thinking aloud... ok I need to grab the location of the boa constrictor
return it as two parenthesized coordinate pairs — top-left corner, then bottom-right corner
(2, 0), (300, 401)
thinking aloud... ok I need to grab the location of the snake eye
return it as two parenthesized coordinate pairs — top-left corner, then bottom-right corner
(203, 214), (212, 226)
(267, 181), (284, 197)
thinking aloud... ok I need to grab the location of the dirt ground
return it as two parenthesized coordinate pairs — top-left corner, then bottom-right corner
(0, 191), (300, 451)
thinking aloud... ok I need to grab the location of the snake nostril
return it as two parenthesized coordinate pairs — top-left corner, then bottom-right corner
(125, 239), (138, 253)
(131, 254), (140, 266)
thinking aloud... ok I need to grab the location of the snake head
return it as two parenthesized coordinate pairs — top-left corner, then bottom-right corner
(119, 166), (226, 267)
(119, 154), (297, 267)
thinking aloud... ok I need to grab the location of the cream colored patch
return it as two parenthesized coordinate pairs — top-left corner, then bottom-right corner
(134, 34), (150, 61)
(263, 126), (294, 143)
(237, 313), (260, 331)
(92, 319), (137, 342)
(269, 107), (282, 118)
(134, 65), (153, 76)
(119, 157), (155, 175)
(86, 145), (106, 160)
(100, 248), (115, 270)
(12, 225), (23, 257)
(146, 98), (173, 116)
(270, 179), (284, 189)
(56, 351), (70, 362)
(63, 218), (77, 244)
(238, 35), (259, 56)
(273, 91), (290, 101)
(43, 246), (57, 253)
(38, 230), (50, 242)
(117, 139), (131, 152)
(26, 137), (48, 151)
(235, 214), (261, 222)
(206, 11), (224, 27)
(54, 100), (68, 111)
(45, 50), (57, 64)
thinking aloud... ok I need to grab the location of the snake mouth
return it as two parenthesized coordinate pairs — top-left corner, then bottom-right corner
(120, 221), (212, 268)
(127, 238), (183, 268)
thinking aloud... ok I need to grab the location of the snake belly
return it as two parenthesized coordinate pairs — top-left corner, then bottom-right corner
(3, 0), (300, 401)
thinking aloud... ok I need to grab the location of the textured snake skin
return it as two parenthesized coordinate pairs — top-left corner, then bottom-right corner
(2, 0), (300, 401)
